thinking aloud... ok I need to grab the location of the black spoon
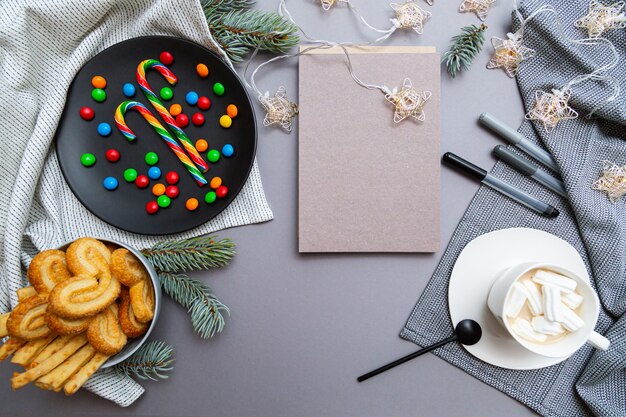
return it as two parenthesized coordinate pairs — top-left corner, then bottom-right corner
(357, 319), (482, 382)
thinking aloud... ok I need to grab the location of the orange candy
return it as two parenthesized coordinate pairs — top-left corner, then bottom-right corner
(226, 104), (238, 118)
(91, 76), (107, 89)
(195, 139), (208, 153)
(210, 177), (222, 189)
(186, 198), (199, 211)
(152, 183), (166, 196)
(169, 103), (182, 116)
(196, 63), (209, 78)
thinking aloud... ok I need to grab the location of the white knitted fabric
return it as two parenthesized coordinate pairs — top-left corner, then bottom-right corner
(0, 0), (273, 407)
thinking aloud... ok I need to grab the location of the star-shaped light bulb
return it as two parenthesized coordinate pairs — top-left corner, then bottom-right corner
(260, 86), (299, 132)
(592, 161), (626, 202)
(487, 35), (536, 78)
(321, 0), (336, 10)
(385, 78), (432, 123)
(525, 89), (579, 132)
(459, 0), (497, 21)
(391, 0), (432, 34)
(575, 1), (626, 38)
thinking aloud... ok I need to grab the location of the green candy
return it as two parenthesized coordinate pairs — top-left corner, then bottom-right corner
(157, 195), (171, 208)
(80, 153), (96, 167)
(207, 150), (220, 163)
(204, 191), (217, 204)
(213, 82), (225, 96)
(91, 88), (106, 102)
(145, 152), (159, 165)
(123, 168), (138, 182)
(160, 87), (173, 100)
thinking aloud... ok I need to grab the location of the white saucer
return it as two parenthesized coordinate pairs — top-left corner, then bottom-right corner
(448, 227), (589, 370)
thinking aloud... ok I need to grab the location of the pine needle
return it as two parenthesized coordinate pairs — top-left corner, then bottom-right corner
(115, 341), (174, 381)
(141, 236), (236, 273)
(201, 0), (254, 14)
(442, 24), (487, 78)
(158, 271), (229, 339)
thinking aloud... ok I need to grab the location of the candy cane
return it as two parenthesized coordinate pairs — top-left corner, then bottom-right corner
(115, 101), (207, 186)
(136, 59), (209, 173)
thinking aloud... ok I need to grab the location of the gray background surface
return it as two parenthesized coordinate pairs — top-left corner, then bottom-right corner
(0, 0), (538, 415)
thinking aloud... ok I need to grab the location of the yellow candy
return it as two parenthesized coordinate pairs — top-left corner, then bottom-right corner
(219, 115), (232, 128)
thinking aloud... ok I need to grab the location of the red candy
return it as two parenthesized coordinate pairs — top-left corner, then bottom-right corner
(175, 113), (189, 127)
(79, 106), (95, 121)
(135, 175), (150, 188)
(165, 171), (179, 185)
(146, 201), (159, 214)
(197, 96), (211, 110)
(216, 185), (228, 198)
(105, 149), (120, 163)
(165, 185), (179, 199)
(159, 51), (174, 65)
(191, 112), (205, 126)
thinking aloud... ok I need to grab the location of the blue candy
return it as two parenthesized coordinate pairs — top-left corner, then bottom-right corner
(123, 83), (136, 98)
(103, 176), (118, 190)
(97, 122), (112, 137)
(222, 144), (234, 157)
(186, 91), (199, 106)
(148, 166), (162, 180)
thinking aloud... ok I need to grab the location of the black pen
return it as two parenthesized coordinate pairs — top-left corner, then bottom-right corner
(443, 152), (559, 218)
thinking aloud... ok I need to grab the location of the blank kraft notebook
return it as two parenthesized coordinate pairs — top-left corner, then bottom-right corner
(298, 46), (441, 253)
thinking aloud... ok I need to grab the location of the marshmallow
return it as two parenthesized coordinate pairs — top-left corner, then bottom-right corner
(542, 285), (563, 322)
(532, 269), (577, 292)
(522, 279), (543, 315)
(512, 318), (548, 343)
(531, 315), (565, 336)
(559, 303), (585, 332)
(505, 282), (528, 318)
(562, 291), (584, 310)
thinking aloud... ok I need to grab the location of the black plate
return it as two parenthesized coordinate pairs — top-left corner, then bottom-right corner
(55, 36), (256, 235)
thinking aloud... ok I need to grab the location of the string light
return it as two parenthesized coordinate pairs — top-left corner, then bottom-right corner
(385, 78), (432, 123)
(487, 35), (536, 77)
(390, 0), (432, 34)
(259, 87), (299, 132)
(575, 1), (626, 38)
(592, 161), (626, 202)
(459, 0), (497, 21)
(525, 89), (578, 132)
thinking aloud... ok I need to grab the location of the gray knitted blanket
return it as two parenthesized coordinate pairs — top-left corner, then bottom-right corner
(401, 1), (626, 416)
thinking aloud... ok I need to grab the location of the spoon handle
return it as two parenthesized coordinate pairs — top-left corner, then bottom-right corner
(357, 336), (457, 382)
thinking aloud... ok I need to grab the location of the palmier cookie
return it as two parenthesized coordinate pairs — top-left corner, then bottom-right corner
(129, 279), (155, 323)
(45, 311), (93, 335)
(7, 295), (52, 340)
(48, 271), (120, 319)
(118, 288), (148, 338)
(87, 304), (127, 355)
(27, 250), (71, 294)
(66, 237), (111, 276)
(110, 248), (149, 287)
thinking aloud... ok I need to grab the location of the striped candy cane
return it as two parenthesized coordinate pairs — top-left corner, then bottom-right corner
(136, 59), (209, 173)
(115, 100), (207, 186)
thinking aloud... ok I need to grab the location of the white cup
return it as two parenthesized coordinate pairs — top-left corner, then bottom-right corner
(487, 262), (610, 358)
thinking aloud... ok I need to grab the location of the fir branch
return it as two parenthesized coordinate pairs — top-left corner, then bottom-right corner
(442, 24), (487, 78)
(141, 236), (236, 273)
(201, 0), (254, 14)
(158, 271), (229, 339)
(115, 341), (174, 381)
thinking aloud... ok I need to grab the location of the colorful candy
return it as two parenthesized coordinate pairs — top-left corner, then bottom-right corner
(92, 88), (106, 102)
(145, 152), (159, 165)
(105, 149), (120, 163)
(146, 201), (159, 214)
(204, 191), (216, 204)
(152, 183), (166, 196)
(165, 171), (179, 185)
(207, 150), (220, 163)
(159, 51), (174, 65)
(160, 87), (173, 101)
(123, 83), (136, 97)
(80, 153), (96, 167)
(114, 100), (207, 186)
(196, 64), (209, 78)
(165, 186), (179, 199)
(195, 139), (208, 153)
(97, 122), (112, 137)
(226, 104), (238, 118)
(216, 185), (228, 198)
(197, 96), (211, 110)
(186, 198), (199, 211)
(103, 177), (118, 190)
(210, 177), (222, 189)
(192, 112), (204, 126)
(170, 103), (182, 116)
(135, 175), (150, 188)
(148, 166), (162, 180)
(79, 107), (95, 120)
(213, 83), (225, 96)
(175, 113), (189, 127)
(157, 195), (171, 208)
(222, 144), (234, 157)
(186, 91), (199, 106)
(91, 76), (107, 89)
(219, 115), (232, 128)
(136, 59), (208, 173)
(123, 168), (138, 182)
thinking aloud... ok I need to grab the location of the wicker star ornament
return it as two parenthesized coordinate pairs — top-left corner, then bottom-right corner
(391, 0), (432, 34)
(259, 87), (299, 132)
(385, 78), (432, 123)
(459, 0), (497, 21)
(592, 161), (626, 202)
(487, 35), (536, 78)
(525, 89), (578, 132)
(575, 1), (626, 38)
